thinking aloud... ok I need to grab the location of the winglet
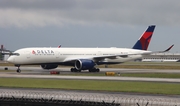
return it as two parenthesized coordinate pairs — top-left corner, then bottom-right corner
(137, 44), (174, 55)
(164, 44), (174, 52)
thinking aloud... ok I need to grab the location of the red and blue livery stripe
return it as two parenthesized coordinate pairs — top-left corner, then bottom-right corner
(133, 25), (155, 50)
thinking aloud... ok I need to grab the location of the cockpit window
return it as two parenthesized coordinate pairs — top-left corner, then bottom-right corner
(9, 53), (20, 56)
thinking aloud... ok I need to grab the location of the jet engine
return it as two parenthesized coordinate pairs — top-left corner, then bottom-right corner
(41, 64), (58, 69)
(75, 59), (95, 70)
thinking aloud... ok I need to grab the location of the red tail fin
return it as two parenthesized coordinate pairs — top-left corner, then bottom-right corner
(133, 25), (155, 50)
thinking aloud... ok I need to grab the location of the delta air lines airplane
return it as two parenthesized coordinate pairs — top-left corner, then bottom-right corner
(6, 25), (174, 73)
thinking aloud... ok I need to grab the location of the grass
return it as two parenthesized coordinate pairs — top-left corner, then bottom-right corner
(60, 73), (180, 78)
(0, 78), (180, 95)
(99, 63), (180, 69)
(0, 63), (14, 66)
(98, 62), (180, 69)
(121, 73), (180, 78)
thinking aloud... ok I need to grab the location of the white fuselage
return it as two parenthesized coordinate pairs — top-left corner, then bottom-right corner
(7, 47), (150, 65)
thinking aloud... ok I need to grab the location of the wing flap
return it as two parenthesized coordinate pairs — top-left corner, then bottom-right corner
(63, 54), (129, 63)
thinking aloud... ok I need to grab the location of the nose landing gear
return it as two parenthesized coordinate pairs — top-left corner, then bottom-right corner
(17, 68), (21, 73)
(15, 65), (21, 73)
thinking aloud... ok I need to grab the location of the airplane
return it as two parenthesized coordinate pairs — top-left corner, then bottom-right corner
(58, 45), (61, 48)
(6, 25), (174, 73)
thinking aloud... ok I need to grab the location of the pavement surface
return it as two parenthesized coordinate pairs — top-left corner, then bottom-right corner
(0, 66), (180, 83)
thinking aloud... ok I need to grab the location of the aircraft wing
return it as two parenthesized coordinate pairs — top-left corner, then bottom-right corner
(139, 44), (174, 55)
(63, 45), (174, 63)
(63, 54), (128, 63)
(94, 44), (174, 60)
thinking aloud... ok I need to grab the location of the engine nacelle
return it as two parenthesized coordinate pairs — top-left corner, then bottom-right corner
(75, 59), (95, 70)
(41, 64), (58, 69)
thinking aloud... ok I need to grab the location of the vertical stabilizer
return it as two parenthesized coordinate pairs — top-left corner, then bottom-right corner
(132, 25), (155, 50)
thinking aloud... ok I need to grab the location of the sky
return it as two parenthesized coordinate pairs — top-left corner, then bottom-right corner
(0, 0), (180, 52)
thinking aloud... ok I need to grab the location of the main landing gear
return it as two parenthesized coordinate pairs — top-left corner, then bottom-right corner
(89, 68), (100, 72)
(15, 65), (21, 73)
(70, 68), (81, 72)
(70, 68), (100, 72)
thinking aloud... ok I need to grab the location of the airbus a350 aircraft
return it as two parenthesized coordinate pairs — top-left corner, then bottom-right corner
(5, 25), (174, 73)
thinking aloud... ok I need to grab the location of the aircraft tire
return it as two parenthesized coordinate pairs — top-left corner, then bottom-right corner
(89, 68), (99, 72)
(71, 68), (81, 72)
(71, 68), (75, 72)
(17, 69), (21, 73)
(89, 69), (93, 72)
(96, 68), (100, 72)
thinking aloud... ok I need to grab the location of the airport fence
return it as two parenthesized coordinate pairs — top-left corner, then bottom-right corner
(0, 90), (180, 106)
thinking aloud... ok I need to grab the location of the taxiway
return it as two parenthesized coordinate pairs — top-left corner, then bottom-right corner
(1, 66), (180, 73)
(0, 66), (180, 83)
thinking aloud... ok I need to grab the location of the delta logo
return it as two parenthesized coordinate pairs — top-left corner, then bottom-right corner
(32, 50), (36, 54)
(32, 50), (54, 55)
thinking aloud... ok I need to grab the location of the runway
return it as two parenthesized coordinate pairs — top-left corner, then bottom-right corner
(1, 66), (180, 73)
(0, 66), (180, 83)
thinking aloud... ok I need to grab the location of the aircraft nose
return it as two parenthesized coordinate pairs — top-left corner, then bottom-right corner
(7, 57), (14, 63)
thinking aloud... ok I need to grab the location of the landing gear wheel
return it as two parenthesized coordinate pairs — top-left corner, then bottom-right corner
(89, 68), (100, 72)
(15, 65), (21, 73)
(89, 69), (92, 72)
(17, 69), (21, 73)
(71, 68), (81, 72)
(70, 68), (73, 72)
(96, 68), (100, 72)
(71, 68), (76, 72)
